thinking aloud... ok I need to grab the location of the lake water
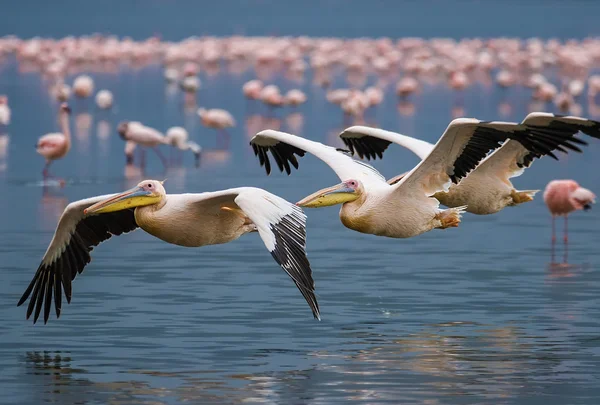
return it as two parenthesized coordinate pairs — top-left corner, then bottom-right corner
(1, 2), (600, 404)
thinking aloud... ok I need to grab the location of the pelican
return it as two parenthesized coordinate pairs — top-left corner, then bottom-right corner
(17, 180), (320, 324)
(249, 119), (555, 239)
(339, 113), (600, 215)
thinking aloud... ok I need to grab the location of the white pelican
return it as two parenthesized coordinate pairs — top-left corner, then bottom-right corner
(17, 180), (320, 324)
(339, 113), (600, 215)
(250, 120), (549, 238)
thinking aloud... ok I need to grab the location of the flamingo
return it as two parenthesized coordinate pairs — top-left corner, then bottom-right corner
(95, 90), (113, 110)
(544, 180), (596, 244)
(0, 95), (11, 126)
(73, 75), (94, 98)
(284, 89), (307, 107)
(197, 108), (235, 148)
(36, 103), (71, 177)
(166, 126), (202, 165)
(117, 121), (169, 167)
(242, 80), (264, 100)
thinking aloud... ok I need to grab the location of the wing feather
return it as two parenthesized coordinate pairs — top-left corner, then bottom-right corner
(339, 126), (435, 160)
(17, 194), (139, 324)
(187, 188), (321, 320)
(250, 130), (387, 186)
(392, 119), (532, 196)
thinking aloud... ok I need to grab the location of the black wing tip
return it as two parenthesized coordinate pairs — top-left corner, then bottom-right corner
(253, 143), (304, 176)
(268, 213), (320, 319)
(341, 135), (391, 161)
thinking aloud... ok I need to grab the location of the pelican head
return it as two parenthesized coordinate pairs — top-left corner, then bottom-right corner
(297, 179), (361, 208)
(117, 121), (129, 140)
(84, 180), (166, 215)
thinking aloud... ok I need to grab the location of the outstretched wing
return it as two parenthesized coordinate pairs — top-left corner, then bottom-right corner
(476, 113), (600, 182)
(250, 130), (387, 187)
(17, 194), (139, 324)
(339, 125), (435, 160)
(392, 118), (535, 196)
(519, 112), (600, 167)
(186, 187), (321, 320)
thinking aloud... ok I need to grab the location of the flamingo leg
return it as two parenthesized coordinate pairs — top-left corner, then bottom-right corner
(217, 129), (230, 149)
(140, 148), (146, 169)
(152, 147), (168, 168)
(564, 215), (569, 244)
(42, 160), (52, 177)
(550, 216), (556, 263)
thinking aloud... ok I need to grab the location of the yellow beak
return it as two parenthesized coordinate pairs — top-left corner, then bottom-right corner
(296, 182), (359, 208)
(84, 186), (160, 215)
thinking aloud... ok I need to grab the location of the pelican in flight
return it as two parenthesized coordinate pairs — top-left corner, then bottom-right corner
(17, 180), (320, 324)
(250, 119), (556, 238)
(339, 113), (600, 215)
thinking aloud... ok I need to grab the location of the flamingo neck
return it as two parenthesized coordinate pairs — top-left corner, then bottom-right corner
(60, 111), (71, 142)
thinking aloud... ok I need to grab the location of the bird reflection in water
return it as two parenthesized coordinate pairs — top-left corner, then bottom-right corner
(96, 119), (112, 157)
(23, 351), (317, 405)
(397, 100), (415, 117)
(0, 132), (8, 173)
(312, 323), (544, 401)
(75, 112), (92, 151)
(39, 184), (68, 228)
(285, 112), (304, 134)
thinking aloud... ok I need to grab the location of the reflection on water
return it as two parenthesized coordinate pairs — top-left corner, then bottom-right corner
(19, 319), (596, 404)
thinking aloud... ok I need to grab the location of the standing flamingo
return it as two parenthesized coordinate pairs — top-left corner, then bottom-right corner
(118, 121), (169, 168)
(544, 180), (595, 245)
(0, 95), (10, 127)
(197, 108), (235, 148)
(36, 103), (71, 177)
(95, 90), (113, 109)
(73, 75), (94, 98)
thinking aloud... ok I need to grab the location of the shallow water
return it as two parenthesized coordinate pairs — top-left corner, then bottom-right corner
(2, 3), (600, 405)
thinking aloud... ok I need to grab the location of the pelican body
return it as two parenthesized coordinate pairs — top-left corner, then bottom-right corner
(340, 113), (600, 215)
(18, 180), (320, 324)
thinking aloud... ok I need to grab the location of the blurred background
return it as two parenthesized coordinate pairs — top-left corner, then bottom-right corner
(1, 1), (600, 404)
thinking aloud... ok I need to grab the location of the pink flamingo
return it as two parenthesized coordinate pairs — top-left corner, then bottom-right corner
(544, 180), (595, 261)
(396, 77), (419, 98)
(36, 103), (71, 177)
(118, 121), (169, 168)
(259, 85), (285, 110)
(197, 107), (236, 148)
(0, 95), (10, 126)
(242, 80), (264, 100)
(284, 89), (307, 107)
(364, 87), (384, 108)
(73, 75), (94, 98)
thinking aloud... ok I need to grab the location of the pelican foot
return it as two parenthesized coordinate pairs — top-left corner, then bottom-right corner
(436, 206), (465, 229)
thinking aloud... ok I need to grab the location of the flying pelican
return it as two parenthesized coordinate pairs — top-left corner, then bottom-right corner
(249, 120), (555, 238)
(17, 180), (320, 324)
(339, 113), (600, 214)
